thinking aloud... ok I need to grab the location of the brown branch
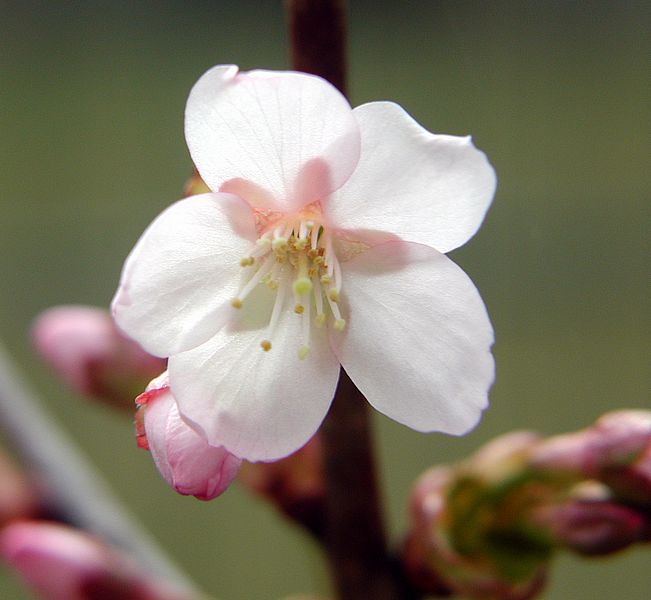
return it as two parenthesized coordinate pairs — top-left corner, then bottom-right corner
(286, 0), (348, 94)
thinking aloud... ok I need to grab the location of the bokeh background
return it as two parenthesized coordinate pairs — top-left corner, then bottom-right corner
(1, 1), (649, 598)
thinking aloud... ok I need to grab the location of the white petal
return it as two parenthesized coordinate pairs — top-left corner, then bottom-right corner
(168, 294), (340, 461)
(111, 193), (256, 357)
(332, 241), (494, 435)
(326, 102), (496, 253)
(185, 65), (360, 212)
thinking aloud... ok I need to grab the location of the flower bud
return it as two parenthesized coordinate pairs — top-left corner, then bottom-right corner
(0, 521), (189, 600)
(239, 434), (324, 535)
(532, 499), (646, 556)
(137, 373), (241, 501)
(531, 410), (651, 503)
(405, 465), (547, 600)
(32, 305), (165, 410)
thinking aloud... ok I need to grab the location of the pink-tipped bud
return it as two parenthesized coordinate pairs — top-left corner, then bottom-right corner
(239, 435), (325, 536)
(533, 499), (646, 556)
(0, 521), (189, 600)
(531, 410), (651, 503)
(32, 305), (165, 409)
(137, 373), (241, 501)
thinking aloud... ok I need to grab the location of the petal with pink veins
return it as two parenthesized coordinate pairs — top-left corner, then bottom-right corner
(326, 102), (496, 253)
(185, 65), (361, 212)
(112, 193), (256, 357)
(331, 241), (494, 435)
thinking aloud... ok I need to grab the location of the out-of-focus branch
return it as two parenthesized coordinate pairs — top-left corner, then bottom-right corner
(0, 340), (203, 598)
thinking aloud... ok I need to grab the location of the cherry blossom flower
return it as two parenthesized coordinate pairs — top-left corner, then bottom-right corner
(112, 65), (496, 461)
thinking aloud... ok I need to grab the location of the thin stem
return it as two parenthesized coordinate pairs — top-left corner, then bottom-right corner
(0, 340), (203, 598)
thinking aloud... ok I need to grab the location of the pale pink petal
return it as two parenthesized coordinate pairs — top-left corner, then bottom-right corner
(326, 102), (496, 253)
(185, 65), (360, 212)
(112, 193), (256, 357)
(332, 241), (494, 435)
(142, 376), (241, 500)
(168, 294), (340, 462)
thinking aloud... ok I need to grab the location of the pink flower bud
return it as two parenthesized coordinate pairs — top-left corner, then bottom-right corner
(533, 499), (646, 555)
(32, 306), (165, 409)
(0, 521), (188, 600)
(531, 410), (651, 503)
(137, 373), (241, 501)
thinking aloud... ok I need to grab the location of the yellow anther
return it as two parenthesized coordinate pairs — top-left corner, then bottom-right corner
(328, 288), (340, 302)
(231, 298), (243, 309)
(315, 313), (326, 328)
(307, 249), (319, 259)
(272, 238), (288, 252)
(260, 340), (272, 352)
(313, 255), (325, 266)
(334, 318), (346, 331)
(294, 303), (305, 314)
(308, 267), (317, 278)
(293, 277), (312, 296)
(298, 345), (310, 360)
(267, 279), (278, 290)
(294, 238), (307, 251)
(320, 274), (331, 284)
(240, 256), (254, 267)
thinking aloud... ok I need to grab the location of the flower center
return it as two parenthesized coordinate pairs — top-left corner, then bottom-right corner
(230, 217), (345, 359)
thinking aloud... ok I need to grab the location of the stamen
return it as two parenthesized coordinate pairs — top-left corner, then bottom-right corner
(261, 268), (288, 351)
(327, 288), (339, 303)
(232, 254), (275, 306)
(326, 291), (345, 331)
(310, 223), (320, 250)
(324, 234), (335, 279)
(313, 275), (325, 325)
(292, 254), (313, 296)
(298, 220), (308, 241)
(299, 288), (311, 360)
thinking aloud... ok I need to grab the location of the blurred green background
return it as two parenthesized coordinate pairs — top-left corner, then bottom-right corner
(1, 1), (649, 598)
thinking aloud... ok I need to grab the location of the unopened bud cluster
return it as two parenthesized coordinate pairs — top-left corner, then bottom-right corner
(404, 410), (651, 599)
